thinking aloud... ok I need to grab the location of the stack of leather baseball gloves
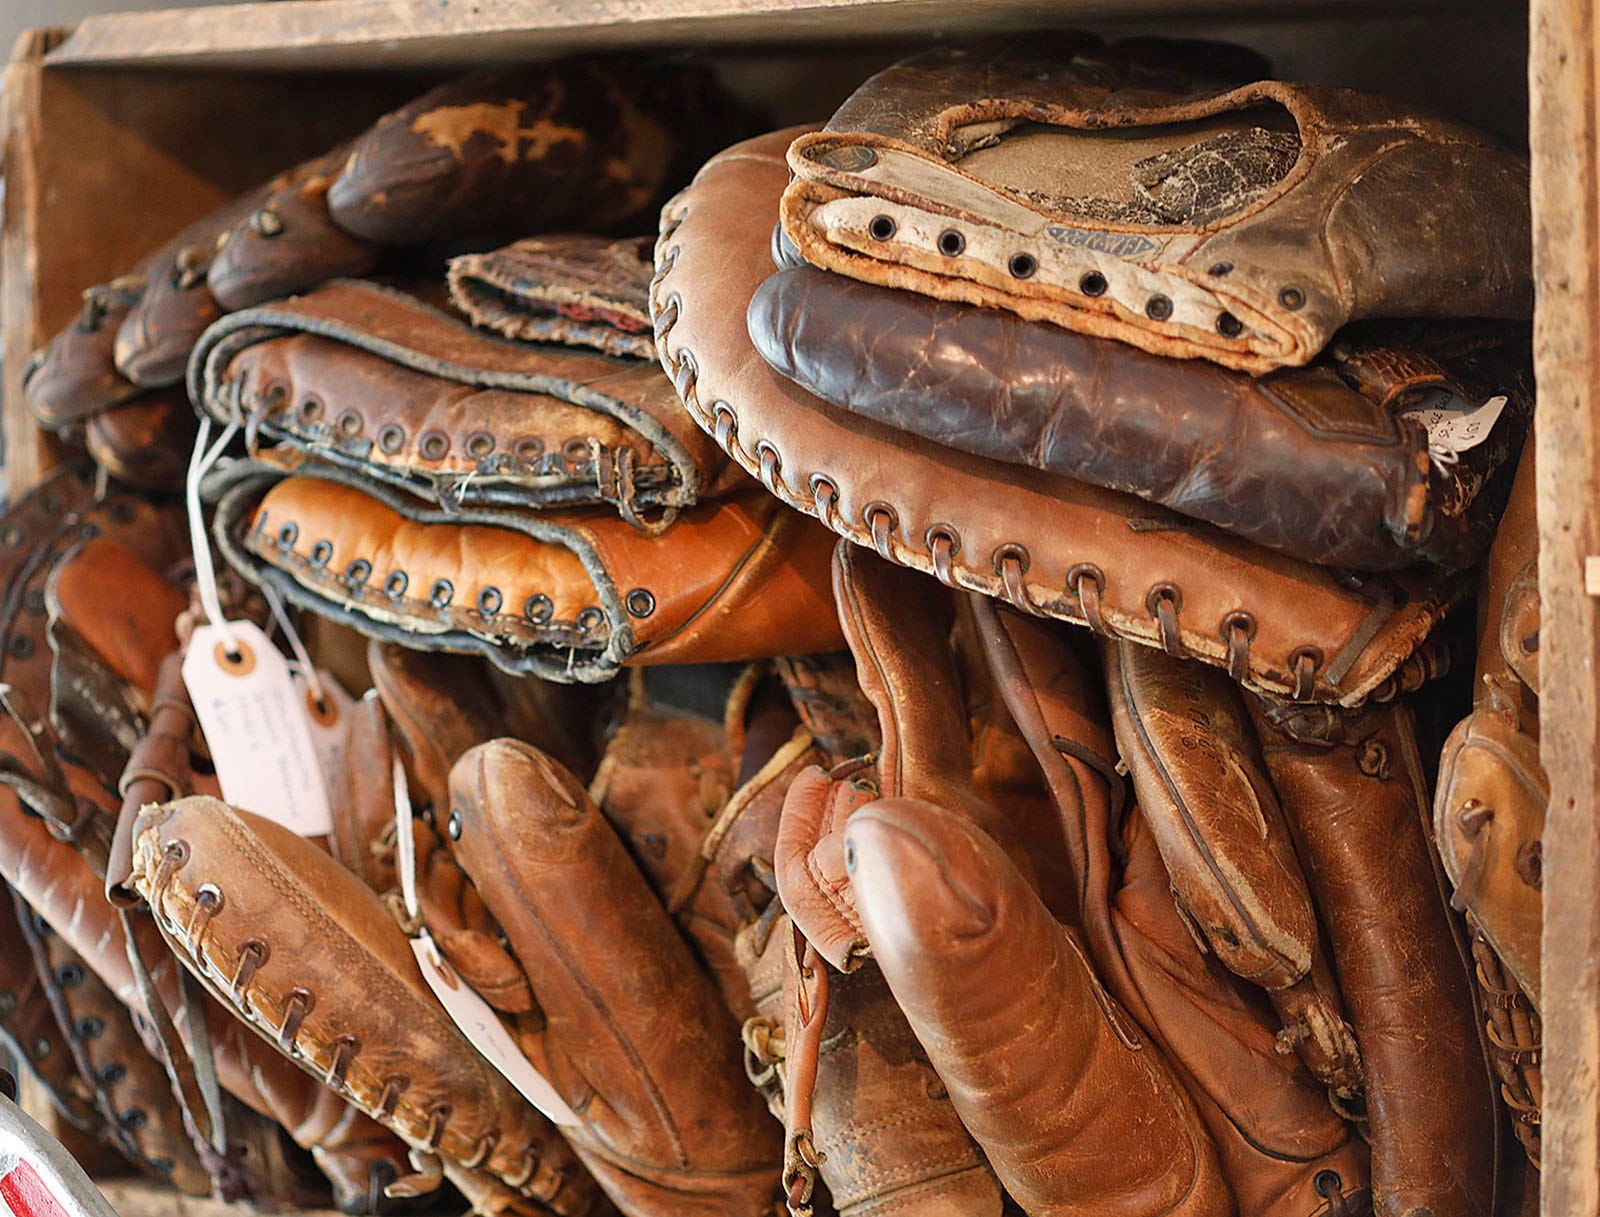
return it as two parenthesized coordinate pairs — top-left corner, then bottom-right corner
(0, 29), (1544, 1217)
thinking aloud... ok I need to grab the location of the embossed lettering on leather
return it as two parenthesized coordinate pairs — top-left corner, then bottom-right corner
(782, 37), (1530, 373)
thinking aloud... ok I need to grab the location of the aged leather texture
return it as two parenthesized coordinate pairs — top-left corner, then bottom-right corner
(23, 278), (145, 428)
(449, 235), (657, 359)
(208, 146), (381, 311)
(446, 737), (782, 1216)
(326, 61), (756, 245)
(652, 127), (1465, 705)
(128, 795), (605, 1216)
(209, 461), (842, 682)
(1251, 699), (1500, 1217)
(782, 36), (1531, 373)
(83, 390), (196, 493)
(752, 264), (1531, 572)
(846, 796), (1233, 1216)
(974, 599), (1370, 1217)
(192, 279), (731, 524)
(1105, 641), (1363, 1109)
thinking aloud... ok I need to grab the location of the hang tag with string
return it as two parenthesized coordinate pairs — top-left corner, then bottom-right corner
(263, 581), (353, 800)
(1400, 390), (1509, 468)
(179, 416), (333, 837)
(391, 756), (578, 1126)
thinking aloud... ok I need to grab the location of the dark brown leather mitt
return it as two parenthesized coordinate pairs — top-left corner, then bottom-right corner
(782, 38), (1531, 373)
(653, 127), (1463, 706)
(82, 391), (196, 493)
(751, 264), (1531, 572)
(127, 794), (605, 1216)
(1249, 697), (1500, 1217)
(449, 236), (657, 359)
(210, 461), (843, 682)
(446, 737), (783, 1216)
(22, 278), (145, 428)
(845, 796), (1232, 1217)
(326, 61), (753, 245)
(974, 600), (1370, 1217)
(191, 279), (732, 523)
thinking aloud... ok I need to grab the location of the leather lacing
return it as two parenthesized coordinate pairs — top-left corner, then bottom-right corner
(649, 202), (1358, 704)
(1467, 917), (1541, 1168)
(144, 859), (569, 1202)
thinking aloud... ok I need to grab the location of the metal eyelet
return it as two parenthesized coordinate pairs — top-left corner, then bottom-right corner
(1279, 286), (1306, 310)
(447, 809), (463, 841)
(278, 988), (314, 1051)
(53, 963), (83, 989)
(276, 523), (299, 549)
(383, 572), (409, 601)
(476, 588), (503, 617)
(513, 437), (545, 464)
(809, 475), (838, 526)
(994, 544), (1032, 611)
(419, 430), (449, 461)
(1145, 295), (1173, 321)
(231, 939), (269, 999)
(326, 1034), (359, 1088)
(377, 425), (405, 455)
(713, 404), (737, 451)
(926, 526), (960, 586)
(1216, 312), (1243, 338)
(428, 580), (454, 609)
(625, 588), (656, 618)
(465, 431), (495, 459)
(376, 1075), (407, 1119)
(343, 559), (371, 588)
(298, 396), (322, 423)
(1208, 262), (1233, 276)
(562, 437), (591, 464)
(97, 1063), (125, 1087)
(1146, 583), (1184, 656)
(1008, 253), (1037, 279)
(1067, 563), (1108, 636)
(576, 607), (605, 633)
(336, 410), (362, 437)
(75, 1015), (104, 1041)
(524, 595), (554, 624)
(7, 636), (33, 660)
(937, 229), (966, 257)
(868, 215), (896, 241)
(863, 502), (898, 560)
(250, 208), (284, 238)
(309, 541), (333, 568)
(1220, 611), (1257, 683)
(756, 441), (782, 492)
(1080, 271), (1108, 297)
(1288, 646), (1325, 701)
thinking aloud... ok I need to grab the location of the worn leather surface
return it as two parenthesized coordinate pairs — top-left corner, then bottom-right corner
(846, 796), (1232, 1216)
(782, 37), (1531, 373)
(83, 390), (196, 493)
(446, 738), (781, 1216)
(14, 890), (212, 1195)
(449, 235), (657, 359)
(194, 279), (732, 523)
(1105, 642), (1362, 1109)
(653, 127), (1464, 705)
(213, 462), (842, 681)
(1251, 699), (1499, 1217)
(209, 146), (380, 311)
(23, 278), (145, 428)
(975, 600), (1369, 1217)
(129, 795), (603, 1215)
(327, 61), (754, 245)
(753, 265), (1530, 571)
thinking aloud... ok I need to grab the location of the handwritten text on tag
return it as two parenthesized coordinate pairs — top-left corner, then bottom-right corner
(410, 935), (579, 1126)
(1401, 391), (1509, 456)
(182, 622), (333, 837)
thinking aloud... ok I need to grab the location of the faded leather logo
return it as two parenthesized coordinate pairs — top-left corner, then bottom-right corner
(1044, 225), (1161, 260)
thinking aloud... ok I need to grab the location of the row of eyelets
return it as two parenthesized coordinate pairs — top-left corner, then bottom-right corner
(652, 207), (1332, 702)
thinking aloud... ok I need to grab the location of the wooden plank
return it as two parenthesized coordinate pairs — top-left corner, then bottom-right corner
(1530, 0), (1600, 1209)
(46, 0), (1518, 71)
(98, 1178), (344, 1216)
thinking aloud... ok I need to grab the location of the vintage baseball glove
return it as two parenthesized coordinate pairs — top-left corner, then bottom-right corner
(1250, 696), (1499, 1217)
(974, 600), (1370, 1217)
(190, 278), (733, 525)
(207, 460), (843, 681)
(22, 279), (145, 428)
(752, 264), (1532, 572)
(81, 391), (195, 492)
(781, 37), (1530, 373)
(445, 736), (783, 1216)
(652, 127), (1463, 705)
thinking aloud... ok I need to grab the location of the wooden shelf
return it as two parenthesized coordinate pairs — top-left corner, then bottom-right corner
(45, 0), (1517, 71)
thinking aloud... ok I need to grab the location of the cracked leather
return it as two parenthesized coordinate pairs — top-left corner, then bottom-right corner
(192, 279), (733, 523)
(209, 461), (842, 683)
(448, 235), (657, 360)
(1250, 698), (1499, 1217)
(974, 600), (1369, 1216)
(782, 37), (1530, 373)
(751, 264), (1531, 571)
(653, 127), (1464, 706)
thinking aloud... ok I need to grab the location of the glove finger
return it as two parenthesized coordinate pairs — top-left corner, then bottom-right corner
(447, 739), (779, 1211)
(846, 796), (1231, 1217)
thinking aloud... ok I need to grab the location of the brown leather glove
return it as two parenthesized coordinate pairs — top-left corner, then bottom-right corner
(782, 37), (1530, 373)
(445, 736), (783, 1216)
(974, 599), (1370, 1217)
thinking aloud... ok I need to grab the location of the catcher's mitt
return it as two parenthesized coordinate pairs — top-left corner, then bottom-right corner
(651, 127), (1462, 706)
(781, 38), (1530, 373)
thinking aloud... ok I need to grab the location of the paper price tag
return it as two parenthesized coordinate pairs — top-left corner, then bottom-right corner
(182, 621), (333, 837)
(1401, 391), (1509, 456)
(291, 672), (352, 801)
(410, 934), (579, 1126)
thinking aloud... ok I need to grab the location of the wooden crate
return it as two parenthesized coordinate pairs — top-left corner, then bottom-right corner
(4, 1), (1586, 1212)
